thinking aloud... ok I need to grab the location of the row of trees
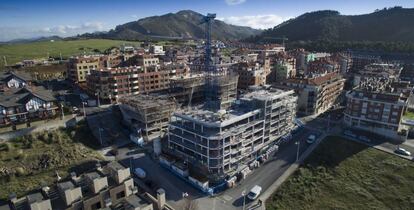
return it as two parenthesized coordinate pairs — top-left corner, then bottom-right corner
(286, 40), (414, 54)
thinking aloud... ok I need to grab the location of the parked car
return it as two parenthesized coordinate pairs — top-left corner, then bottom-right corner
(394, 148), (411, 156)
(344, 130), (357, 138)
(358, 136), (371, 143)
(306, 134), (316, 144)
(134, 168), (146, 179)
(247, 185), (262, 200)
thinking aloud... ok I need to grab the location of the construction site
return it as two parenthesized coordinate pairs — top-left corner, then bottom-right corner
(168, 72), (238, 109)
(118, 95), (176, 142)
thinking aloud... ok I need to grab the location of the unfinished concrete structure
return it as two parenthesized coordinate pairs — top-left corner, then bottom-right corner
(167, 88), (297, 181)
(168, 72), (238, 109)
(119, 95), (176, 142)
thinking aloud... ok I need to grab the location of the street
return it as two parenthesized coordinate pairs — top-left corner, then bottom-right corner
(117, 126), (317, 210)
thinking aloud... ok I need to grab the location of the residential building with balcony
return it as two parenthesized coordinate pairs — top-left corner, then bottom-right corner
(86, 63), (188, 101)
(344, 78), (411, 140)
(167, 88), (297, 181)
(232, 62), (266, 89)
(279, 72), (345, 116)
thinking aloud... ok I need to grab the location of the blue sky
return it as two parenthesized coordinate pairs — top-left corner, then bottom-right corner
(0, 0), (413, 41)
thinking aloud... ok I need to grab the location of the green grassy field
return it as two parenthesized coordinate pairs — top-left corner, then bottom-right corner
(266, 136), (414, 210)
(0, 122), (104, 200)
(0, 39), (141, 69)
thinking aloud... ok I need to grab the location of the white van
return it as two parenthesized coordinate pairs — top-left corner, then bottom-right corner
(134, 168), (146, 179)
(247, 185), (262, 200)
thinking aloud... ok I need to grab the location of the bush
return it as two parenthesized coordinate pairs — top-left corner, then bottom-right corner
(15, 167), (25, 176)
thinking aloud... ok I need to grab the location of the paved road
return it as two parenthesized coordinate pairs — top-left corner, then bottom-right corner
(195, 128), (315, 210)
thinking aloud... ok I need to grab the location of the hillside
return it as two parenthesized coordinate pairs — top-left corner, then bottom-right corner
(0, 39), (140, 69)
(250, 7), (414, 43)
(79, 10), (260, 41)
(267, 136), (414, 210)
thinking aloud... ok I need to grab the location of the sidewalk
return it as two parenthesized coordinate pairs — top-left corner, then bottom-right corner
(0, 115), (83, 141)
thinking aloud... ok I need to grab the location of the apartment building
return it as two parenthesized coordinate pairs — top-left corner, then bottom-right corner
(268, 53), (296, 82)
(232, 62), (266, 89)
(137, 54), (160, 67)
(306, 57), (340, 75)
(67, 56), (101, 84)
(86, 63), (188, 101)
(86, 67), (140, 101)
(279, 72), (345, 116)
(150, 45), (165, 55)
(167, 88), (297, 181)
(344, 78), (411, 140)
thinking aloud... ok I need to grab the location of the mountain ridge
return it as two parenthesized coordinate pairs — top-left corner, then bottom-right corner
(249, 7), (414, 43)
(78, 10), (261, 41)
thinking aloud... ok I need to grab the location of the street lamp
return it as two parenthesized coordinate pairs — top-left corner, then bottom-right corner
(295, 139), (300, 162)
(98, 127), (104, 145)
(241, 190), (246, 210)
(60, 103), (65, 120)
(95, 91), (101, 107)
(82, 102), (87, 117)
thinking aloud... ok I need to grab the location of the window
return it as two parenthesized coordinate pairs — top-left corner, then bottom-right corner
(116, 191), (125, 199)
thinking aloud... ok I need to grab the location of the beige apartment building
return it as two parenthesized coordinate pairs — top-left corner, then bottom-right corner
(279, 72), (345, 116)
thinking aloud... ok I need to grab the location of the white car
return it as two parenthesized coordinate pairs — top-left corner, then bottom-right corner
(134, 168), (146, 179)
(306, 134), (316, 144)
(247, 185), (262, 200)
(395, 148), (411, 156)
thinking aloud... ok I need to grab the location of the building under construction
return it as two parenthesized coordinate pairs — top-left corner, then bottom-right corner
(118, 95), (176, 142)
(167, 87), (298, 182)
(168, 72), (238, 109)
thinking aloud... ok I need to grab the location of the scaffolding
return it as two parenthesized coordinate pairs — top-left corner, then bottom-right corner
(119, 95), (176, 141)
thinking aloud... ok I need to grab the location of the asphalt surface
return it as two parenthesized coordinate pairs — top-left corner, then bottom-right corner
(116, 126), (317, 210)
(195, 128), (316, 210)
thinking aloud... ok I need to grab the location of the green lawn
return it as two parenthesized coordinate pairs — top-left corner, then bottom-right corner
(0, 39), (141, 69)
(266, 136), (414, 210)
(404, 110), (414, 120)
(0, 122), (104, 200)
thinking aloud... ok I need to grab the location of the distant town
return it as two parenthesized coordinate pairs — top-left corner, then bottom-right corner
(1, 7), (414, 210)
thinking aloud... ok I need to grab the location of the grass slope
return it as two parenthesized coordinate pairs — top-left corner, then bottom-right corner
(0, 39), (140, 69)
(266, 136), (414, 210)
(0, 122), (104, 200)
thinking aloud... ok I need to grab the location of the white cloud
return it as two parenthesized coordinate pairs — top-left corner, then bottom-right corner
(131, 14), (139, 19)
(0, 21), (107, 41)
(218, 14), (291, 29)
(225, 0), (246, 5)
